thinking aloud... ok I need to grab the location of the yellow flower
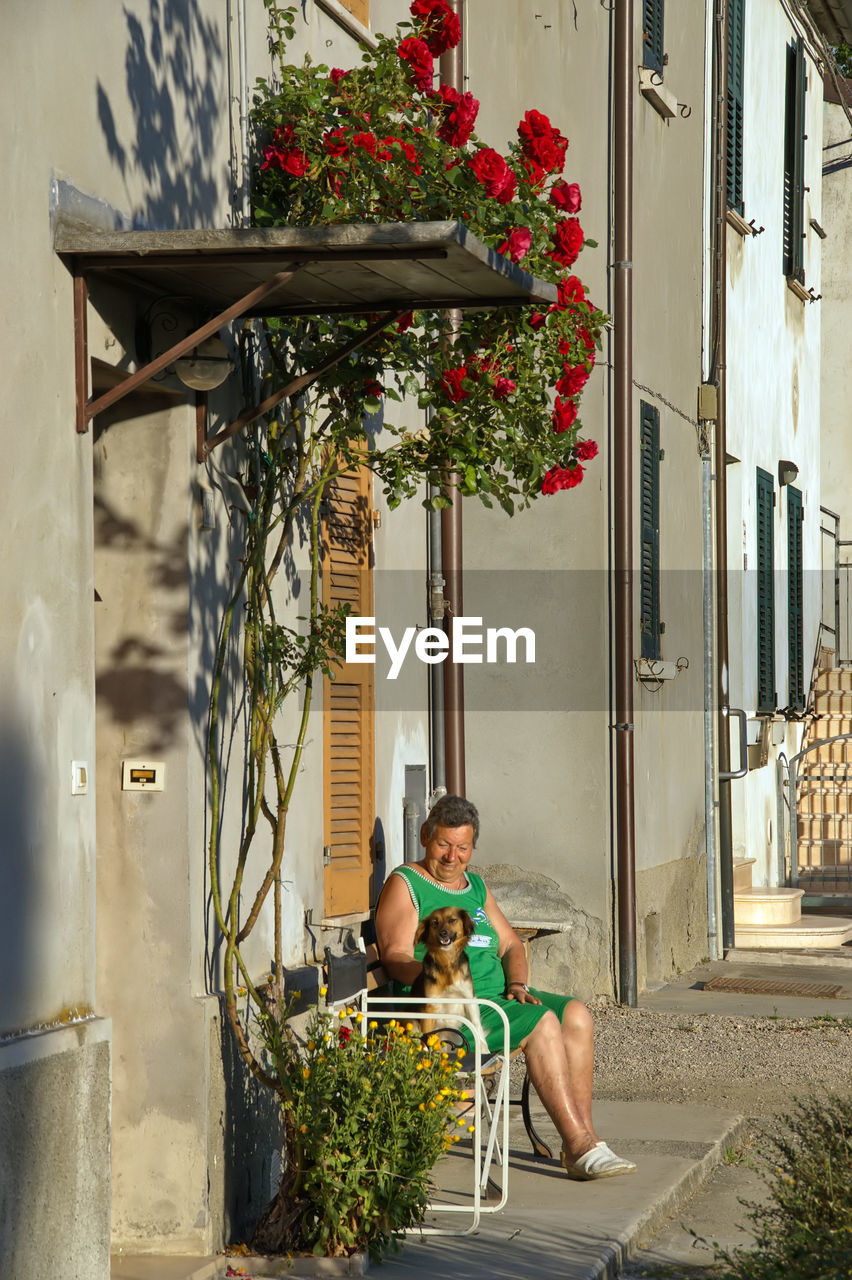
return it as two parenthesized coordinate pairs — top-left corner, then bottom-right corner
(302, 1067), (310, 1079)
(456, 1117), (466, 1126)
(319, 986), (328, 997)
(369, 1020), (378, 1029)
(419, 1103), (426, 1112)
(429, 1101), (436, 1109)
(405, 1022), (414, 1032)
(346, 1006), (356, 1017)
(308, 1041), (316, 1051)
(299, 1124), (308, 1134)
(338, 1009), (347, 1020)
(468, 1124), (476, 1133)
(237, 986), (246, 996)
(354, 1012), (364, 1023)
(459, 1090), (469, 1100)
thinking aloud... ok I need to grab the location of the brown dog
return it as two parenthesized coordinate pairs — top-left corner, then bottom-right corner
(411, 906), (484, 1046)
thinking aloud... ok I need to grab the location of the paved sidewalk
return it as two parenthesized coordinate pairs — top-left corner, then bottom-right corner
(113, 1098), (746, 1280)
(113, 947), (852, 1280)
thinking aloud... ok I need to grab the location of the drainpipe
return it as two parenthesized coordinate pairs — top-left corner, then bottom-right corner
(439, 0), (466, 797)
(613, 0), (637, 1006)
(711, 0), (736, 950)
(237, 0), (251, 224)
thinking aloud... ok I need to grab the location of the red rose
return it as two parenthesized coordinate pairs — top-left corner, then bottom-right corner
(395, 311), (414, 333)
(575, 439), (598, 461)
(542, 464), (584, 495)
(493, 376), (517, 400)
(551, 395), (578, 433)
(377, 135), (422, 173)
(517, 109), (568, 174)
(410, 0), (462, 55)
(469, 148), (516, 201)
(351, 131), (377, 153)
(260, 144), (310, 176)
(550, 180), (582, 212)
(363, 379), (383, 397)
(549, 218), (585, 267)
(434, 85), (480, 147)
(323, 128), (350, 157)
(556, 364), (590, 397)
(339, 1025), (353, 1045)
(440, 366), (470, 402)
(329, 67), (350, 85)
(398, 36), (435, 92)
(528, 311), (547, 329)
(497, 226), (532, 262)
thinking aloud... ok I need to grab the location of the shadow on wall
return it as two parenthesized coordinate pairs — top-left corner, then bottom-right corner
(218, 999), (284, 1245)
(96, 0), (228, 229)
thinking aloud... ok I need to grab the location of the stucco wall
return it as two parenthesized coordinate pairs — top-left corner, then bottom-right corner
(820, 93), (852, 558)
(725, 0), (823, 882)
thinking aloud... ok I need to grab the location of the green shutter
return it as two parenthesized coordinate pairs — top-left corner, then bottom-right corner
(787, 486), (804, 711)
(640, 402), (661, 661)
(783, 37), (806, 281)
(756, 468), (776, 714)
(726, 0), (745, 214)
(642, 0), (665, 73)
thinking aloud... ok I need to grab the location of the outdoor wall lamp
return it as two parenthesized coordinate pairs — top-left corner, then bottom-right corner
(778, 460), (799, 487)
(136, 300), (235, 392)
(174, 336), (234, 391)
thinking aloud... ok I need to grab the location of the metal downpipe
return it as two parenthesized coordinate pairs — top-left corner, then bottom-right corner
(613, 0), (637, 1006)
(439, 1), (466, 797)
(711, 0), (735, 951)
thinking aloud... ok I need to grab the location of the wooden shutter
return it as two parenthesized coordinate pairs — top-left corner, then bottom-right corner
(726, 0), (745, 214)
(756, 467), (776, 714)
(322, 464), (375, 920)
(787, 486), (804, 712)
(640, 401), (661, 661)
(338, 0), (369, 25)
(783, 37), (806, 282)
(642, 0), (665, 73)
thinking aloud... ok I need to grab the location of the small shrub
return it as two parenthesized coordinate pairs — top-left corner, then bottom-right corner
(715, 1094), (852, 1280)
(257, 1007), (465, 1260)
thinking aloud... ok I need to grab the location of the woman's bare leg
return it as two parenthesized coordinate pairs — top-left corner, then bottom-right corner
(521, 1009), (597, 1162)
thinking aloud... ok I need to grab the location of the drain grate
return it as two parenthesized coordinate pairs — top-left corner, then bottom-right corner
(702, 975), (843, 998)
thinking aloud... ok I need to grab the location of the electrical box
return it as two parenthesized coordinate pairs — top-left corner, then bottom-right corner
(698, 383), (718, 421)
(122, 760), (166, 792)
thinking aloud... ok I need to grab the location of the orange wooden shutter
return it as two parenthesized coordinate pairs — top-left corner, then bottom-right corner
(322, 464), (375, 918)
(339, 0), (369, 26)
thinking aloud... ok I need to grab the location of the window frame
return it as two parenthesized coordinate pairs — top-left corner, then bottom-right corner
(726, 0), (745, 215)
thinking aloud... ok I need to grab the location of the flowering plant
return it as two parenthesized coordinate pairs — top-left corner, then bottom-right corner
(252, 0), (606, 506)
(252, 1005), (467, 1259)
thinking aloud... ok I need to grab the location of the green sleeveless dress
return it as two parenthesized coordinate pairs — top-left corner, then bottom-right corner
(389, 864), (505, 1000)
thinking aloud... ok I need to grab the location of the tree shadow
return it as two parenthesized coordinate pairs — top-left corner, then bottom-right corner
(97, 0), (227, 229)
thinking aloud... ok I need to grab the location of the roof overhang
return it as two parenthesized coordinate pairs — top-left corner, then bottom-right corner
(56, 219), (558, 316)
(807, 0), (852, 45)
(59, 219), (557, 455)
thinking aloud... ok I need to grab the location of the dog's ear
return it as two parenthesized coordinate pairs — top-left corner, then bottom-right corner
(414, 917), (427, 945)
(459, 910), (475, 938)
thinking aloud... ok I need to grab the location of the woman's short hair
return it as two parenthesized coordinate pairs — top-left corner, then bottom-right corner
(423, 794), (480, 846)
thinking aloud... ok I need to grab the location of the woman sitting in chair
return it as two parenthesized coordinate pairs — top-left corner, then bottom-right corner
(375, 793), (636, 1181)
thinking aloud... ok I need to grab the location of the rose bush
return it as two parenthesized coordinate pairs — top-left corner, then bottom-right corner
(252, 0), (606, 508)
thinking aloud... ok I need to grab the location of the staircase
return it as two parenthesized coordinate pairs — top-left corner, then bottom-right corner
(733, 856), (852, 948)
(794, 667), (852, 893)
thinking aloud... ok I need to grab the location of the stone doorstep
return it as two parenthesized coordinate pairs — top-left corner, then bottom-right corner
(733, 886), (804, 927)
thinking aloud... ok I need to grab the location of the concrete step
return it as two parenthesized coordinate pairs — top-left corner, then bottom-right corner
(797, 789), (852, 816)
(807, 717), (852, 740)
(812, 690), (852, 716)
(734, 886), (803, 927)
(734, 914), (852, 950)
(814, 668), (852, 692)
(733, 858), (756, 892)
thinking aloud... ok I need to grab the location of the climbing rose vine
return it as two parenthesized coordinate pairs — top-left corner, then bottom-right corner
(251, 0), (606, 509)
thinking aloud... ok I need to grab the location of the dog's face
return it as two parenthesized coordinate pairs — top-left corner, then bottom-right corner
(416, 906), (475, 952)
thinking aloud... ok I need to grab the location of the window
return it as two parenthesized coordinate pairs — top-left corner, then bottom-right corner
(756, 468), (776, 713)
(787, 486), (804, 711)
(783, 36), (806, 282)
(726, 0), (745, 214)
(640, 401), (661, 661)
(642, 0), (665, 73)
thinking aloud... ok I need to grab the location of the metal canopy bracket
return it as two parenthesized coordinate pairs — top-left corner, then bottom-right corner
(57, 219), (558, 450)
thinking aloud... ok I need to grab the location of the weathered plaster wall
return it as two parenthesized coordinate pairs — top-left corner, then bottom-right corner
(820, 95), (852, 552)
(725, 0), (823, 883)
